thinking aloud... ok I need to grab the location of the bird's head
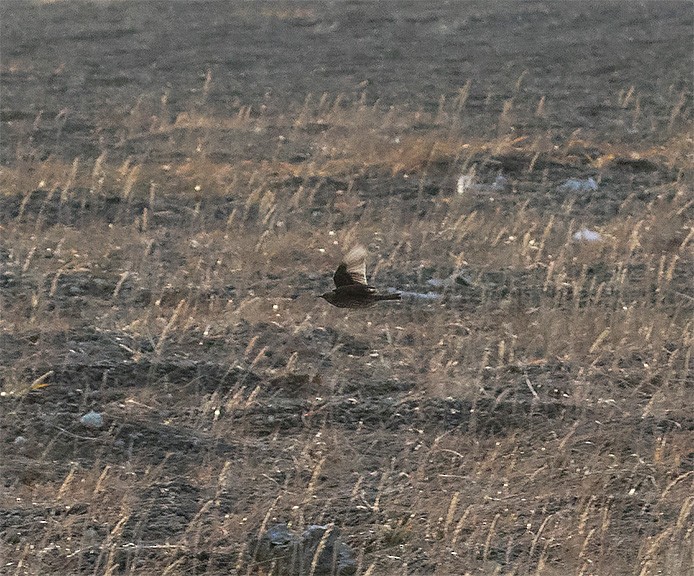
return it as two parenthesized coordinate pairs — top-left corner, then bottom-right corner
(319, 291), (335, 304)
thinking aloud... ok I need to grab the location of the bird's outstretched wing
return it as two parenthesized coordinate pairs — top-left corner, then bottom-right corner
(333, 245), (368, 287)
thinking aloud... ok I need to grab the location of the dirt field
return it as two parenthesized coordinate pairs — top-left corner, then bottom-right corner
(1, 1), (692, 575)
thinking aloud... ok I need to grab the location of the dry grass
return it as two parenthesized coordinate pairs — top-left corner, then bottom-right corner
(1, 83), (692, 576)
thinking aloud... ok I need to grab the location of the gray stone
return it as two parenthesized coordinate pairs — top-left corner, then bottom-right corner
(80, 410), (104, 429)
(254, 522), (356, 575)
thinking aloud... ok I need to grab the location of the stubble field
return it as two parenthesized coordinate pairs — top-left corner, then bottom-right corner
(1, 1), (692, 575)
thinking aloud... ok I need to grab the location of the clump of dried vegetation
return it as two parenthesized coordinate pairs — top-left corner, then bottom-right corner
(1, 71), (692, 575)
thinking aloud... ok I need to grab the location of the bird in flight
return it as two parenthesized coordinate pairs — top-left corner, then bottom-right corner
(320, 245), (401, 308)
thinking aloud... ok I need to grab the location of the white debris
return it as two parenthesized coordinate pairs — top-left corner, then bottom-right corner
(456, 174), (475, 195)
(457, 171), (509, 195)
(558, 177), (598, 193)
(573, 228), (602, 242)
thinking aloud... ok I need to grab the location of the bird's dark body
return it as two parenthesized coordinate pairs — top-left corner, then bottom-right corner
(321, 284), (401, 308)
(320, 245), (401, 309)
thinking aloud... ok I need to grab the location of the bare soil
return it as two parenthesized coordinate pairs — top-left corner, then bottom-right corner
(1, 1), (692, 575)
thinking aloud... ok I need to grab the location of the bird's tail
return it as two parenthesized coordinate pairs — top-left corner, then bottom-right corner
(377, 292), (401, 301)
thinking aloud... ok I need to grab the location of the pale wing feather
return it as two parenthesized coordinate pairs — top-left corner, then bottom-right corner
(333, 245), (368, 287)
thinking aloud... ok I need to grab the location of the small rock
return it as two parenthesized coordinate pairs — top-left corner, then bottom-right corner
(80, 411), (104, 429)
(254, 522), (356, 575)
(14, 435), (28, 446)
(558, 177), (598, 193)
(457, 172), (508, 195)
(265, 523), (294, 547)
(301, 524), (356, 575)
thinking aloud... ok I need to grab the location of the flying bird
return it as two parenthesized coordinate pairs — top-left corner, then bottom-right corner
(320, 245), (401, 308)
